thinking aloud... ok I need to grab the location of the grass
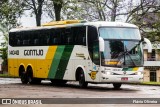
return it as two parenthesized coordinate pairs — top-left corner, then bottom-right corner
(0, 73), (17, 78)
(0, 73), (9, 77)
(140, 82), (160, 86)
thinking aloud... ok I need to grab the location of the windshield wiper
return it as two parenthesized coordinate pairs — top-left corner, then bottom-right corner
(117, 46), (136, 67)
(124, 45), (136, 66)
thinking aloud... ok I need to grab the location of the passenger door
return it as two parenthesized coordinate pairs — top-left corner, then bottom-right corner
(87, 26), (100, 82)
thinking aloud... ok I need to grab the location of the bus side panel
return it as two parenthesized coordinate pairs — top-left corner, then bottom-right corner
(35, 59), (52, 78)
(17, 59), (35, 75)
(8, 59), (18, 77)
(34, 46), (57, 79)
(47, 45), (74, 80)
(65, 45), (101, 82)
(63, 45), (87, 80)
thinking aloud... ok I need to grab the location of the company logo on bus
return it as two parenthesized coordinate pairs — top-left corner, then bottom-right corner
(123, 71), (127, 75)
(24, 49), (43, 56)
(89, 71), (98, 80)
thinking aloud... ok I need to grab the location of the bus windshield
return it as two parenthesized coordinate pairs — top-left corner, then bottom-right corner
(99, 27), (143, 67)
(99, 27), (141, 40)
(101, 40), (143, 67)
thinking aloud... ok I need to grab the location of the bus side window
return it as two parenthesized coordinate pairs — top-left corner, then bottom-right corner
(52, 35), (60, 44)
(53, 29), (61, 45)
(16, 32), (22, 46)
(23, 40), (28, 45)
(87, 26), (99, 65)
(60, 28), (66, 45)
(65, 28), (73, 45)
(9, 32), (16, 46)
(73, 26), (86, 46)
(34, 39), (39, 45)
(82, 37), (86, 45)
(17, 39), (20, 45)
(43, 30), (50, 45)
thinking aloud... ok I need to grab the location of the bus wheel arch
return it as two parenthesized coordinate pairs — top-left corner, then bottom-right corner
(75, 67), (88, 88)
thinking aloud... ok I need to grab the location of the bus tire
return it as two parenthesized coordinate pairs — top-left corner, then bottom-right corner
(79, 70), (88, 88)
(19, 67), (28, 84)
(113, 83), (122, 89)
(27, 67), (41, 84)
(20, 72), (28, 84)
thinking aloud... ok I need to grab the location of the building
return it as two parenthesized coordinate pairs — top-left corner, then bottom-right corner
(143, 43), (160, 82)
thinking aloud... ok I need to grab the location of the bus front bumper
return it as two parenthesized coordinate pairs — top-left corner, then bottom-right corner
(100, 74), (143, 83)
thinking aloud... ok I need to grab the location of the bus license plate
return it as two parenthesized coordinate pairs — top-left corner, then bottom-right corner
(121, 77), (128, 81)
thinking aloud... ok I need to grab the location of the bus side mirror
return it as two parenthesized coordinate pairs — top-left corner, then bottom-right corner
(99, 37), (105, 52)
(144, 38), (152, 53)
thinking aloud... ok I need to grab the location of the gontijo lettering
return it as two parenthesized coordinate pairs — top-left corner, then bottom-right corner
(24, 49), (43, 56)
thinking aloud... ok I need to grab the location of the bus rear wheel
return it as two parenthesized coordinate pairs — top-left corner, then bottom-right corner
(79, 70), (88, 88)
(27, 67), (41, 84)
(113, 83), (122, 89)
(20, 72), (28, 84)
(19, 67), (28, 84)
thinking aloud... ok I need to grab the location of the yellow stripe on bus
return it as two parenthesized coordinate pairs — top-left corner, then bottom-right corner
(133, 67), (139, 71)
(45, 46), (57, 59)
(8, 46), (58, 78)
(35, 46), (57, 78)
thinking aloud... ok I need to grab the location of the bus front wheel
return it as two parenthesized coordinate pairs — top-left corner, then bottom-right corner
(113, 83), (122, 89)
(79, 70), (88, 88)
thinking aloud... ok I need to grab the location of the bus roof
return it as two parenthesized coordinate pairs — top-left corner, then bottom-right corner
(10, 20), (86, 32)
(85, 21), (138, 28)
(10, 21), (138, 32)
(42, 20), (86, 26)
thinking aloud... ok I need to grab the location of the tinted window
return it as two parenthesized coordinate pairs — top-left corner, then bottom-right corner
(72, 26), (86, 45)
(9, 26), (86, 46)
(87, 26), (99, 65)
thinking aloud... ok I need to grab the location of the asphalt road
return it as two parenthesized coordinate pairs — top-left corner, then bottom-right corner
(0, 77), (160, 107)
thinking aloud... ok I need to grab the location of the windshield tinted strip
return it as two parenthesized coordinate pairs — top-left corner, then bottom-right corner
(99, 27), (141, 40)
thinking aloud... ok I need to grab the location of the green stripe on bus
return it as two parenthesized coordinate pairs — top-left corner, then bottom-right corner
(54, 45), (74, 79)
(122, 68), (133, 71)
(48, 46), (65, 79)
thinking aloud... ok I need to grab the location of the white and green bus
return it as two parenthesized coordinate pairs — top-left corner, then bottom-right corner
(8, 20), (152, 89)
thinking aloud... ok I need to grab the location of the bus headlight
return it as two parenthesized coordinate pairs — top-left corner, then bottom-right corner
(101, 71), (111, 75)
(136, 72), (142, 75)
(106, 71), (111, 75)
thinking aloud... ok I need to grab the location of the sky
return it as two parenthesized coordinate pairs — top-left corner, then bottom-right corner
(0, 11), (52, 45)
(20, 11), (52, 27)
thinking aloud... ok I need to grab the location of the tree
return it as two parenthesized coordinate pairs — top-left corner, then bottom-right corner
(131, 0), (160, 41)
(47, 0), (67, 21)
(0, 0), (24, 29)
(0, 23), (8, 72)
(59, 0), (157, 22)
(52, 0), (63, 21)
(0, 0), (24, 72)
(24, 0), (45, 26)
